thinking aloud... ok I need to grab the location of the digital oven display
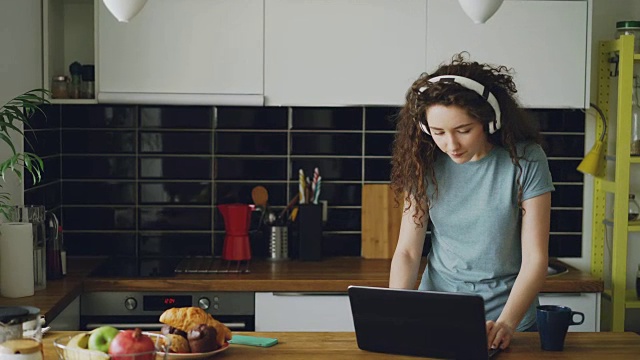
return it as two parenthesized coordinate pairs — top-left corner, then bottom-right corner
(143, 295), (192, 311)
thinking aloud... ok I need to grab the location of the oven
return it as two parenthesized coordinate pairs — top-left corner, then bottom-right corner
(80, 292), (255, 331)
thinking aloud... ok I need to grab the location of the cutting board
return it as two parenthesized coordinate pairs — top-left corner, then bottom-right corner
(361, 184), (403, 259)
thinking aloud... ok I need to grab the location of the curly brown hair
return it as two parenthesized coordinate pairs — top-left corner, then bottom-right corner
(390, 53), (542, 226)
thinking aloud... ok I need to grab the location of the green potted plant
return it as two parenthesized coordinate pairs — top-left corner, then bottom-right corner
(0, 89), (49, 217)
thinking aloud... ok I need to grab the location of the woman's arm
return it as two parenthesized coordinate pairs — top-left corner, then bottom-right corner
(487, 192), (551, 349)
(389, 195), (429, 289)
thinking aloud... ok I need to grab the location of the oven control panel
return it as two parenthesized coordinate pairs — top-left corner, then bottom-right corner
(81, 292), (254, 316)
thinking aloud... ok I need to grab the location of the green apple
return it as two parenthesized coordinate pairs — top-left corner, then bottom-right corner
(67, 332), (90, 349)
(88, 326), (119, 353)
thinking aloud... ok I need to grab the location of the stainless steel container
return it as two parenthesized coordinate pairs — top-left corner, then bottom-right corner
(268, 226), (288, 261)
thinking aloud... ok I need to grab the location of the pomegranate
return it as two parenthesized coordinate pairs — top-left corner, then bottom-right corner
(108, 328), (156, 360)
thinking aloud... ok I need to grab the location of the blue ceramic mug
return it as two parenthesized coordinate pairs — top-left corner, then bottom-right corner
(536, 305), (585, 351)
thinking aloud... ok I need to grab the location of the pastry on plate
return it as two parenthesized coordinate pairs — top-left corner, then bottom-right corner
(159, 307), (231, 347)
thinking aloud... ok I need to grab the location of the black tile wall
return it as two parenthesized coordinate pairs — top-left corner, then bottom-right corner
(23, 104), (62, 227)
(26, 105), (585, 258)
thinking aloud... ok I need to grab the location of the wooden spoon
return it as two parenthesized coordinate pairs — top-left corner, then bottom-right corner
(251, 186), (269, 225)
(251, 186), (268, 207)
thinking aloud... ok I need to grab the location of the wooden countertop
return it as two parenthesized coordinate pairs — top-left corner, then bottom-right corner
(84, 257), (604, 293)
(0, 257), (603, 325)
(42, 331), (640, 359)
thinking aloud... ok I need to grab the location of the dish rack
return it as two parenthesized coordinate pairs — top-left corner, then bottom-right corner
(174, 256), (250, 274)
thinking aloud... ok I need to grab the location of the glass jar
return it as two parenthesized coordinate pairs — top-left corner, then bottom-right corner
(631, 76), (640, 155)
(616, 20), (640, 54)
(50, 76), (68, 99)
(0, 306), (43, 360)
(629, 193), (640, 221)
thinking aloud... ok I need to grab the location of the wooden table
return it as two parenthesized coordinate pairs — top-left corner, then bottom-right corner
(42, 331), (640, 359)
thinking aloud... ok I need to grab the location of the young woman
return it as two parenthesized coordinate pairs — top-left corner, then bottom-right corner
(389, 53), (554, 351)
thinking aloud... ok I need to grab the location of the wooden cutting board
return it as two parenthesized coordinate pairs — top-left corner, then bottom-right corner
(361, 184), (403, 259)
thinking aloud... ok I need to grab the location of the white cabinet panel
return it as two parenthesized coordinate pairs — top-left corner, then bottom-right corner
(426, 0), (589, 108)
(265, 0), (426, 106)
(98, 0), (263, 104)
(255, 292), (354, 331)
(539, 292), (600, 332)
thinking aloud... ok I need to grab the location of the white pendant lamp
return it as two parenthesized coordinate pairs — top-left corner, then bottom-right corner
(103, 0), (148, 23)
(458, 0), (504, 24)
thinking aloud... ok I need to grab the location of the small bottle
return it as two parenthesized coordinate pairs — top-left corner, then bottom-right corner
(59, 226), (67, 276)
(81, 64), (95, 99)
(631, 76), (640, 155)
(616, 20), (640, 54)
(68, 61), (83, 99)
(629, 194), (640, 221)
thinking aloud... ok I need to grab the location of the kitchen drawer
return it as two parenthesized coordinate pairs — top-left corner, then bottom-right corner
(255, 292), (354, 331)
(539, 292), (600, 332)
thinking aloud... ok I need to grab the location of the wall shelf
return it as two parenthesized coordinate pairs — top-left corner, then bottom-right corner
(590, 34), (640, 331)
(50, 99), (98, 105)
(43, 0), (97, 102)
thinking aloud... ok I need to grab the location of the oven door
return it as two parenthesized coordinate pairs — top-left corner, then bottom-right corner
(80, 315), (255, 331)
(80, 292), (255, 331)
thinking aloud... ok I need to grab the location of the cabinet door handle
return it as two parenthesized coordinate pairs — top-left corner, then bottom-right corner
(540, 293), (584, 297)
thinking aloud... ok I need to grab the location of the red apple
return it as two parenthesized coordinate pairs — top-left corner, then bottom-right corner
(108, 328), (156, 360)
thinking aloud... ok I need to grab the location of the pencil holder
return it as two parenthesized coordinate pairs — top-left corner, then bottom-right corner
(297, 204), (323, 261)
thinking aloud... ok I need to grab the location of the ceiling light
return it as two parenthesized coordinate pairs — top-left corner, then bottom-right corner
(103, 0), (148, 23)
(458, 0), (504, 24)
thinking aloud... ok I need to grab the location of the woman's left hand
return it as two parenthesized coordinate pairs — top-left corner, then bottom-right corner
(486, 320), (515, 350)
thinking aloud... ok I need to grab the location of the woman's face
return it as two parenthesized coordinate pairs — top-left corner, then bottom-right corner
(425, 105), (493, 164)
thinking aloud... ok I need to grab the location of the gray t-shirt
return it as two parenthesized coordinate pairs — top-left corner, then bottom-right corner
(418, 142), (555, 331)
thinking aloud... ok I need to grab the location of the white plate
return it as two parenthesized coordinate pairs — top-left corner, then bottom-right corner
(157, 343), (230, 359)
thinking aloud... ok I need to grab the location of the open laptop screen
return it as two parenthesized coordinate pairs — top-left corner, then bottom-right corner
(348, 286), (497, 359)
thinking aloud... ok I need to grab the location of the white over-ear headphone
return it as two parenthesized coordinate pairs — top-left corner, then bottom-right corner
(416, 75), (502, 135)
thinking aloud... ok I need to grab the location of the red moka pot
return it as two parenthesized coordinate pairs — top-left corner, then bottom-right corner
(218, 203), (256, 261)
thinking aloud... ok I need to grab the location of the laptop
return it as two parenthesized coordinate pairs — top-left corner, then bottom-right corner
(348, 286), (500, 359)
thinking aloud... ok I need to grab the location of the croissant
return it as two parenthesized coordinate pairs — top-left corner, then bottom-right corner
(159, 307), (232, 346)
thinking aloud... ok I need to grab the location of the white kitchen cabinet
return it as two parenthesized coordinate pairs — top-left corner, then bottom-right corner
(255, 292), (354, 331)
(539, 292), (600, 332)
(98, 0), (263, 105)
(264, 0), (427, 106)
(426, 0), (590, 108)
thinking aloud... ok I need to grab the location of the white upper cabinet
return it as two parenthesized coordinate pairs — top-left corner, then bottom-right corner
(426, 0), (589, 108)
(98, 0), (264, 105)
(264, 0), (427, 106)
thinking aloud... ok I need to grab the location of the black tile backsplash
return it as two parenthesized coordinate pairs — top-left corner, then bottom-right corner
(216, 107), (288, 129)
(63, 156), (136, 179)
(140, 157), (212, 180)
(63, 181), (135, 205)
(140, 132), (212, 154)
(140, 106), (213, 129)
(62, 130), (135, 153)
(63, 105), (136, 128)
(23, 105), (585, 258)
